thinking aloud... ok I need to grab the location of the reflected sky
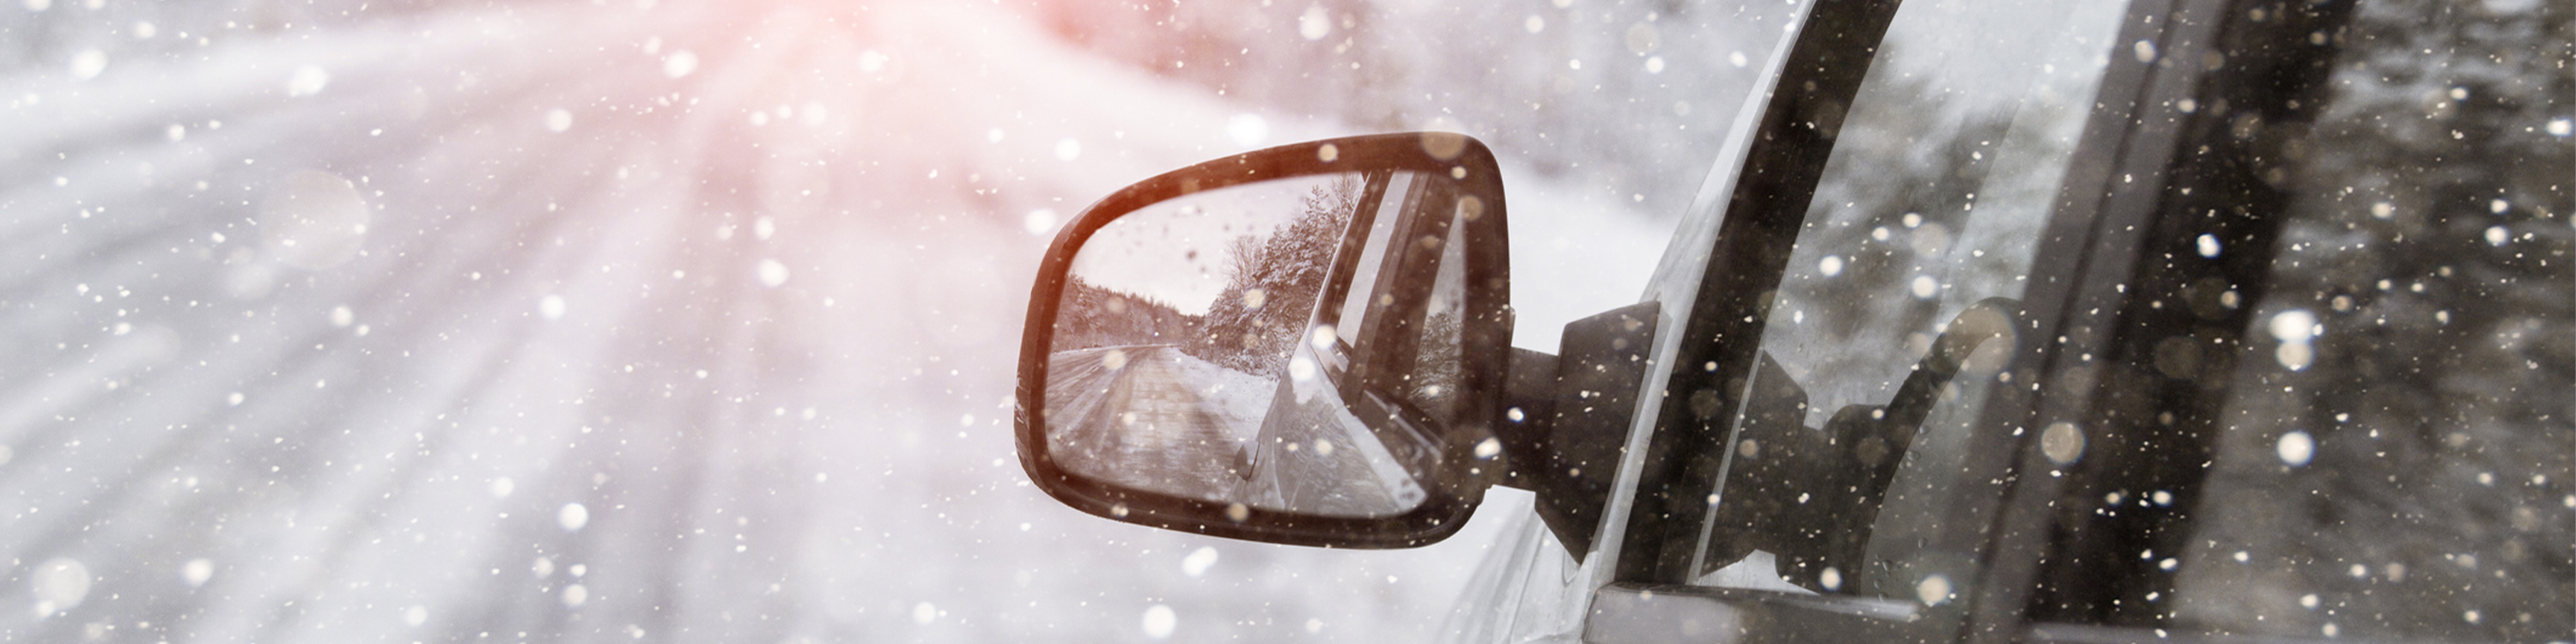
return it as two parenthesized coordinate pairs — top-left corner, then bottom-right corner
(1072, 175), (1344, 316)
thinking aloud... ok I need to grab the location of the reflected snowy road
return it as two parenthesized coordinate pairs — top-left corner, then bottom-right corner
(1047, 345), (1261, 501)
(1044, 343), (1425, 519)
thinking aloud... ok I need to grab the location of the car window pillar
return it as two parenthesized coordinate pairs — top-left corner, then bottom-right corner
(1612, 0), (1908, 586)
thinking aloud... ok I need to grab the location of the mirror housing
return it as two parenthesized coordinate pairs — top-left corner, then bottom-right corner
(1016, 133), (1512, 548)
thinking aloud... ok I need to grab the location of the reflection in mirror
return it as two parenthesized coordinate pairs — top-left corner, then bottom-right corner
(1044, 171), (1473, 519)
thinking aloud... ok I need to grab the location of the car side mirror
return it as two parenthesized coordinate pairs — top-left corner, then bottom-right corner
(1015, 133), (1513, 548)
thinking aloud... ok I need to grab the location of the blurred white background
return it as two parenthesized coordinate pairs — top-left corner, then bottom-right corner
(0, 1), (1777, 641)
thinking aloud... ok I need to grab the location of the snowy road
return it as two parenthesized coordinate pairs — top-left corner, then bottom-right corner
(1, 2), (1675, 642)
(1043, 344), (1418, 518)
(1046, 345), (1258, 501)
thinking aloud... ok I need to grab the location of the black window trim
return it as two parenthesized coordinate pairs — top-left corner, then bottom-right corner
(1997, 0), (2363, 635)
(1963, 0), (2227, 637)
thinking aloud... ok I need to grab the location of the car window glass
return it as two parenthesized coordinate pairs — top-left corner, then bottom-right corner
(2162, 1), (2573, 641)
(1686, 0), (2129, 600)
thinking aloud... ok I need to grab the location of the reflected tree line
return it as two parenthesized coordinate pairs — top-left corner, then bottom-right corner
(1057, 177), (1367, 381)
(1054, 276), (1193, 352)
(1193, 176), (1364, 375)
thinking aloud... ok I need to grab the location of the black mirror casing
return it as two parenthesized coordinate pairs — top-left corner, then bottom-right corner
(1015, 132), (1512, 548)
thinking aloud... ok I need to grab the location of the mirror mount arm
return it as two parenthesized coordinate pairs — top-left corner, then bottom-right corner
(1493, 348), (1560, 492)
(1492, 301), (1662, 560)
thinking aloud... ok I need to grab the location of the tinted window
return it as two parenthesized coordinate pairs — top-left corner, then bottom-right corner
(2167, 1), (2573, 640)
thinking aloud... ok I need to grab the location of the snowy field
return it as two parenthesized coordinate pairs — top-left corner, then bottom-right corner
(0, 2), (1678, 642)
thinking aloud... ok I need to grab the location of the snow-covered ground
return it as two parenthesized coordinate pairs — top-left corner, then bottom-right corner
(1158, 351), (1276, 446)
(0, 2), (1676, 642)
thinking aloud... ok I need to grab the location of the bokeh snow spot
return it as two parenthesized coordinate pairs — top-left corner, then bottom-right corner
(1298, 5), (1331, 40)
(558, 502), (590, 532)
(757, 259), (790, 288)
(1024, 209), (1058, 234)
(1227, 114), (1268, 147)
(32, 557), (91, 615)
(2277, 430), (2315, 467)
(1181, 546), (1218, 576)
(2042, 422), (2085, 465)
(1141, 604), (1176, 639)
(69, 49), (106, 80)
(1915, 573), (1953, 605)
(663, 51), (698, 78)
(2269, 309), (2320, 370)
(182, 558), (214, 586)
(287, 65), (330, 96)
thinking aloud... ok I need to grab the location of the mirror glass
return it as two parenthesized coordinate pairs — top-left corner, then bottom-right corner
(1045, 171), (1475, 518)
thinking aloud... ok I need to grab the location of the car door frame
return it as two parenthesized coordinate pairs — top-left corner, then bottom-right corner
(1562, 0), (2324, 641)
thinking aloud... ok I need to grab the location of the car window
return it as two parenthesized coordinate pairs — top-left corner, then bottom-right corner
(2159, 1), (2573, 640)
(1685, 0), (2129, 601)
